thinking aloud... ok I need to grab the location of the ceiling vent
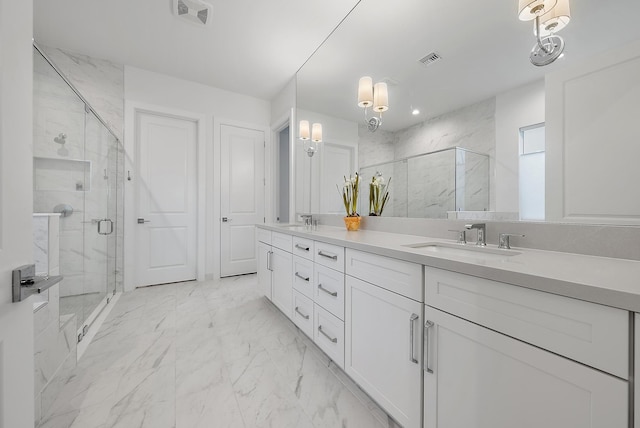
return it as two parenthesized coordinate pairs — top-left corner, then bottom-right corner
(174, 0), (212, 26)
(418, 52), (442, 67)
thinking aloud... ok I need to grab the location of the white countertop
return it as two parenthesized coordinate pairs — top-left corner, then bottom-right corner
(259, 224), (640, 312)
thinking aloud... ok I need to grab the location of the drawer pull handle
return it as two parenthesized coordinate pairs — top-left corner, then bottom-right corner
(295, 244), (310, 251)
(295, 272), (310, 282)
(409, 313), (419, 364)
(295, 306), (310, 320)
(318, 325), (338, 343)
(318, 284), (338, 297)
(424, 320), (434, 374)
(318, 251), (338, 260)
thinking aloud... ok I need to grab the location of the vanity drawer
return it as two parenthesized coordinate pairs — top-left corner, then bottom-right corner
(257, 228), (272, 245)
(292, 256), (314, 299)
(425, 267), (629, 379)
(272, 232), (293, 252)
(314, 264), (345, 320)
(346, 249), (423, 302)
(314, 304), (345, 369)
(292, 236), (314, 260)
(315, 242), (345, 272)
(292, 291), (314, 339)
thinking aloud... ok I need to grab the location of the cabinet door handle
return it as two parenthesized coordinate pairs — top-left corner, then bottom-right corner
(295, 244), (310, 252)
(318, 325), (338, 343)
(295, 272), (310, 282)
(318, 284), (338, 297)
(267, 251), (273, 272)
(318, 251), (338, 260)
(409, 313), (419, 364)
(424, 320), (434, 374)
(295, 306), (310, 320)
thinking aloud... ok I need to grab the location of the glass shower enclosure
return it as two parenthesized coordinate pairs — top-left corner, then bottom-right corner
(33, 46), (122, 338)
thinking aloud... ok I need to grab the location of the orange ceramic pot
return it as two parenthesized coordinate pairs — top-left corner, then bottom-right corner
(343, 216), (361, 231)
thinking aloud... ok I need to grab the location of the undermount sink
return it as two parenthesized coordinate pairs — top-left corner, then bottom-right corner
(403, 242), (521, 259)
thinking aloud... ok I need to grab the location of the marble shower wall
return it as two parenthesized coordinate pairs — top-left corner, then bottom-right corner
(359, 98), (496, 217)
(39, 46), (124, 141)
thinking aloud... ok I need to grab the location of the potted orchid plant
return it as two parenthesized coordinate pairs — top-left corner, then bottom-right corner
(337, 173), (361, 230)
(369, 173), (391, 216)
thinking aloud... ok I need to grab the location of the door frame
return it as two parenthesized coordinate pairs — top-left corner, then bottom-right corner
(270, 109), (295, 224)
(123, 101), (206, 292)
(213, 117), (270, 279)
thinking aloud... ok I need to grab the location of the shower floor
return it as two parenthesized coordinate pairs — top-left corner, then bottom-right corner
(60, 293), (107, 331)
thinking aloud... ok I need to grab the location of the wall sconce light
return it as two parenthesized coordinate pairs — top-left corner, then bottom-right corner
(518, 0), (571, 67)
(358, 76), (389, 132)
(299, 120), (322, 157)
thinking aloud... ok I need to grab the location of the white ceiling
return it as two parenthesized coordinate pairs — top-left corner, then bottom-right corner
(297, 0), (640, 131)
(33, 0), (361, 100)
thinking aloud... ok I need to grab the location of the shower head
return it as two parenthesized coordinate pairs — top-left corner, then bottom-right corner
(54, 133), (67, 145)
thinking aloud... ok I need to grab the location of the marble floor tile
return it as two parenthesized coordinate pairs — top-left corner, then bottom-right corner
(105, 399), (175, 428)
(38, 274), (396, 428)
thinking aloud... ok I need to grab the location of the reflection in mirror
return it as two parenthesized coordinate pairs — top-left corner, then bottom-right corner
(359, 148), (490, 219)
(296, 0), (640, 224)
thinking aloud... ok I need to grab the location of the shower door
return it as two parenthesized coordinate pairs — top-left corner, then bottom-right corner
(81, 111), (117, 331)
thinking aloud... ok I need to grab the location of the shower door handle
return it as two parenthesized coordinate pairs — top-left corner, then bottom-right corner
(98, 219), (114, 235)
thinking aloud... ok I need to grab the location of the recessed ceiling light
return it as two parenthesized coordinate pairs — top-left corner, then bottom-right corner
(412, 109), (420, 115)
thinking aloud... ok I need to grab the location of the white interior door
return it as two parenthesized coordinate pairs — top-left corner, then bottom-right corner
(220, 124), (265, 277)
(0, 0), (35, 423)
(135, 111), (197, 286)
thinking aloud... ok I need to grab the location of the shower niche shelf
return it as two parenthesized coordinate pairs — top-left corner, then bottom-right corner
(34, 156), (91, 192)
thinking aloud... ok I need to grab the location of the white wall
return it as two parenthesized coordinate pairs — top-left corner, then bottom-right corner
(271, 78), (296, 125)
(124, 66), (271, 280)
(270, 78), (296, 223)
(495, 80), (545, 213)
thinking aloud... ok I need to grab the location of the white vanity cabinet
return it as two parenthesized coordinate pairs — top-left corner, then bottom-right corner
(270, 247), (293, 318)
(256, 230), (272, 299)
(258, 231), (293, 318)
(257, 241), (272, 299)
(424, 267), (629, 428)
(345, 249), (423, 428)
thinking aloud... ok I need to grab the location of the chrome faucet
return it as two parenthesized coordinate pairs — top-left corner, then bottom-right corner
(498, 233), (525, 249)
(465, 223), (487, 246)
(300, 214), (313, 229)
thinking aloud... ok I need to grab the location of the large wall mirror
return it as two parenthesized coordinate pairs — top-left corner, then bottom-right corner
(295, 0), (640, 225)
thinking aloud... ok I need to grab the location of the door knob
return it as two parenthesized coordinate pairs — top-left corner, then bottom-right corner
(137, 218), (151, 224)
(222, 217), (232, 222)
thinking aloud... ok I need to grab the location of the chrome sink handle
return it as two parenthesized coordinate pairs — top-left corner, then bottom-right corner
(498, 233), (525, 250)
(448, 229), (467, 244)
